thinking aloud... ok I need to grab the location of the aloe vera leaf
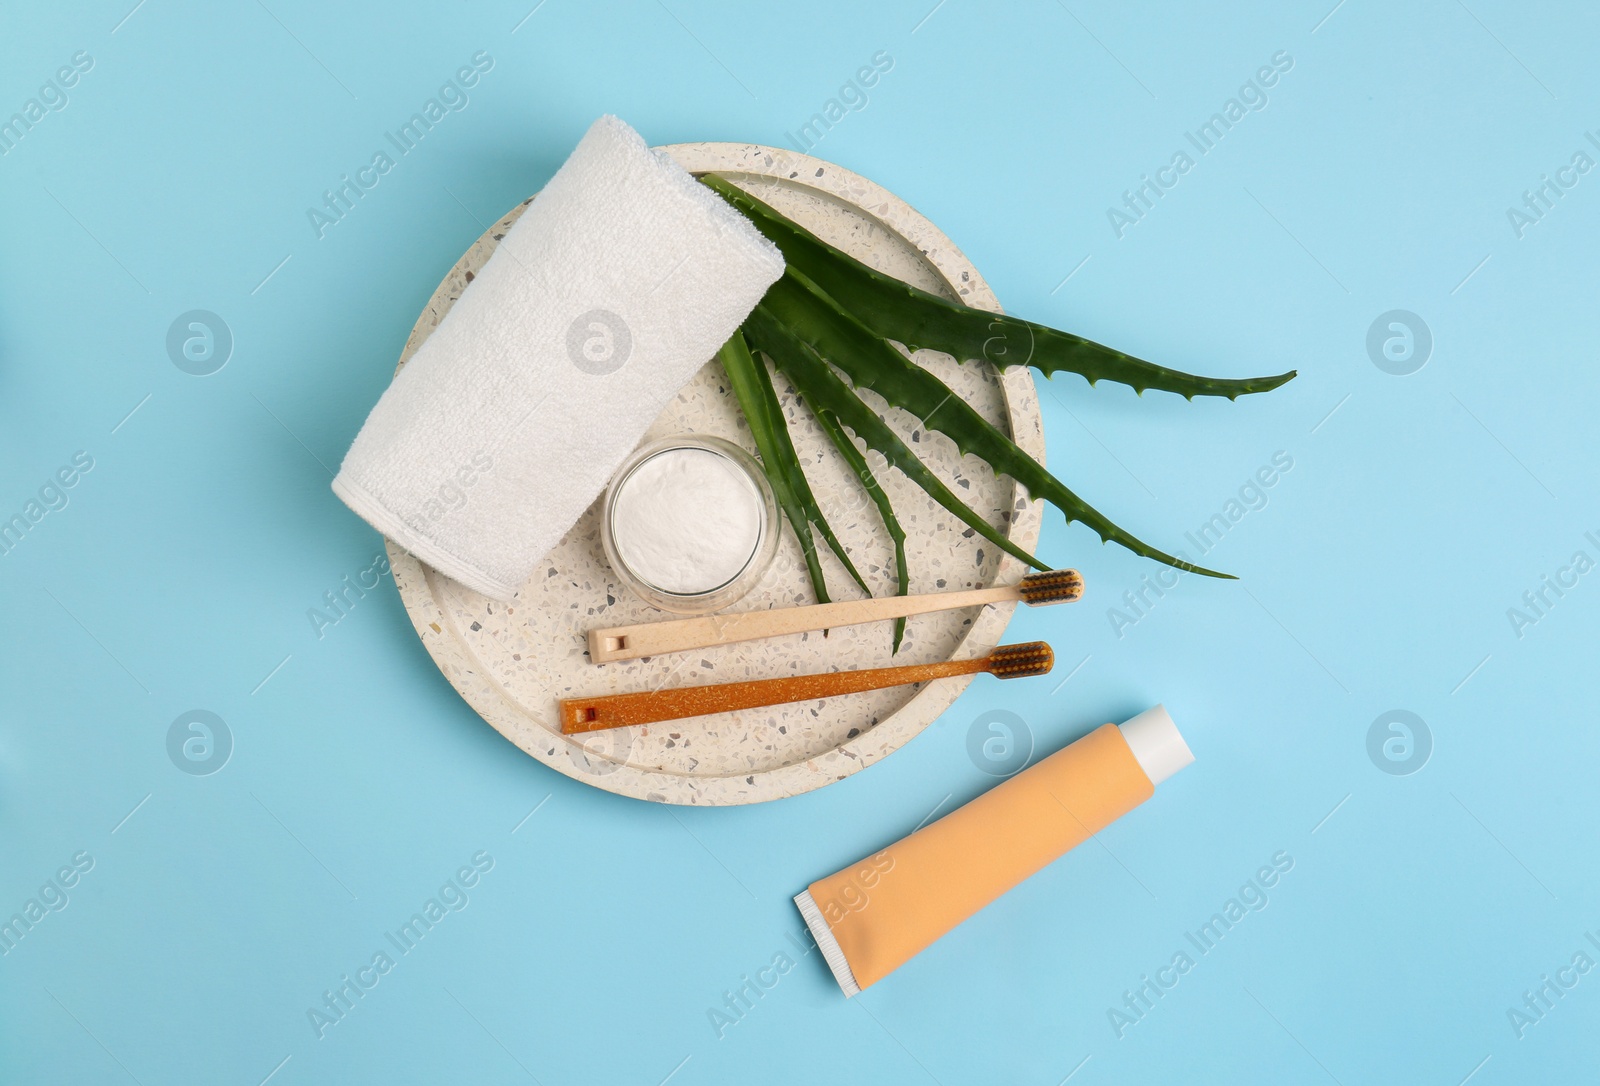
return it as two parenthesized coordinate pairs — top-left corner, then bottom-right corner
(701, 174), (1294, 400)
(744, 305), (1049, 580)
(761, 272), (1233, 578)
(798, 387), (911, 653)
(717, 334), (828, 600)
(716, 332), (871, 605)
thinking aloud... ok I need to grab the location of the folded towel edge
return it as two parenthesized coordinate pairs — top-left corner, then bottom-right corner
(331, 472), (521, 603)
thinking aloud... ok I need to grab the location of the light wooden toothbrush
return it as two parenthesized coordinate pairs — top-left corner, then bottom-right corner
(561, 642), (1054, 733)
(587, 569), (1081, 664)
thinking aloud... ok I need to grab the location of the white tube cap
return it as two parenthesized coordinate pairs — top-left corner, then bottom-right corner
(1118, 705), (1194, 787)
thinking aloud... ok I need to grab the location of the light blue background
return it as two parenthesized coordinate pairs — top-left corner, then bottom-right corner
(3, 1), (1597, 1082)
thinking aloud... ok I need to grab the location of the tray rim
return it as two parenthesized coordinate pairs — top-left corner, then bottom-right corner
(386, 140), (1046, 805)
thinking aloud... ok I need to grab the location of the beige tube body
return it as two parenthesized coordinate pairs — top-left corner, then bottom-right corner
(796, 707), (1193, 995)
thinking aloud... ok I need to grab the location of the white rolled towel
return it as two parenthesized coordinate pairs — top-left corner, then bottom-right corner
(333, 116), (784, 601)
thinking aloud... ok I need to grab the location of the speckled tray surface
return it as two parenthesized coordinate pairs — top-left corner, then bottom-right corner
(388, 143), (1045, 805)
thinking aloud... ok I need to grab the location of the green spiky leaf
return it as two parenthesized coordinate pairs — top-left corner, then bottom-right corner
(744, 305), (1048, 580)
(716, 331), (871, 606)
(702, 173), (1295, 400)
(760, 270), (1232, 578)
(802, 391), (911, 653)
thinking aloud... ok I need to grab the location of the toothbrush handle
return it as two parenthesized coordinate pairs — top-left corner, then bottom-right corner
(587, 585), (1017, 663)
(560, 658), (985, 733)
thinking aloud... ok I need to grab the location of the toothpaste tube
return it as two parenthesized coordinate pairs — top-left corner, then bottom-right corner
(795, 706), (1193, 995)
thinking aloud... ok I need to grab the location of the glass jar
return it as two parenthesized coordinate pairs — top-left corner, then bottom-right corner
(601, 434), (779, 615)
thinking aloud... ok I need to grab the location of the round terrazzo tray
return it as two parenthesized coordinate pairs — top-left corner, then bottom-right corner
(388, 142), (1045, 805)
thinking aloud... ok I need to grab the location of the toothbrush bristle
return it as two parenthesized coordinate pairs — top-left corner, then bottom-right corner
(1018, 569), (1083, 605)
(988, 642), (1055, 678)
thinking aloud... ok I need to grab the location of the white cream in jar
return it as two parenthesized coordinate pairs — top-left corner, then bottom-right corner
(602, 436), (778, 613)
